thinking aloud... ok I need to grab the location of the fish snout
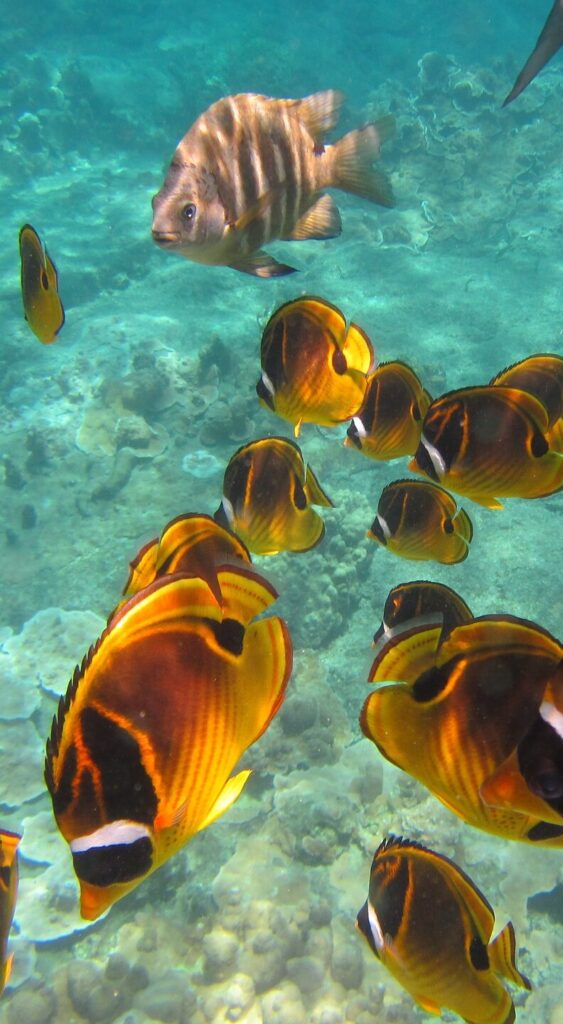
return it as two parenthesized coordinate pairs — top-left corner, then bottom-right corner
(151, 228), (181, 248)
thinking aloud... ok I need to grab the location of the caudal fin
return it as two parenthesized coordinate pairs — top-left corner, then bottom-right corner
(331, 116), (395, 207)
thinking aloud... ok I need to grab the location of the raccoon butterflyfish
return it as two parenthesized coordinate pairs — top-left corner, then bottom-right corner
(367, 479), (473, 565)
(214, 436), (333, 556)
(490, 354), (563, 447)
(19, 224), (65, 344)
(345, 361), (432, 460)
(503, 0), (563, 107)
(360, 614), (563, 846)
(356, 835), (531, 1024)
(152, 91), (395, 278)
(0, 830), (20, 996)
(45, 567), (292, 920)
(256, 296), (375, 436)
(372, 580), (473, 651)
(479, 673), (563, 838)
(121, 513), (251, 606)
(409, 385), (563, 509)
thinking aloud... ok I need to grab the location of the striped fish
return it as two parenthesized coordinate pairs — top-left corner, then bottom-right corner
(152, 90), (395, 277)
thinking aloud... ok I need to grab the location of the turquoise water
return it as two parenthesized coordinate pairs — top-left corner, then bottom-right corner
(0, 1), (562, 1022)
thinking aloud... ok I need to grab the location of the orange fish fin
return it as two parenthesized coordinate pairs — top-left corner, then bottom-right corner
(1, 952), (14, 992)
(467, 493), (505, 510)
(228, 249), (297, 278)
(216, 565), (278, 623)
(294, 419), (303, 438)
(195, 769), (252, 832)
(331, 118), (395, 207)
(304, 465), (334, 508)
(283, 194), (342, 241)
(488, 922), (531, 991)
(289, 89), (345, 143)
(414, 994), (441, 1015)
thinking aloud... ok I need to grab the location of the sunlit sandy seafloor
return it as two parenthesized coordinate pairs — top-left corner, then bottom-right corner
(0, 12), (563, 1024)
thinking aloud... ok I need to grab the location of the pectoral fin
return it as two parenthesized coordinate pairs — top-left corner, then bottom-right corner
(283, 194), (342, 240)
(228, 250), (297, 278)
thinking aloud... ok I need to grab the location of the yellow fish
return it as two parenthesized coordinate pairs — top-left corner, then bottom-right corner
(215, 436), (333, 555)
(19, 224), (65, 344)
(345, 361), (432, 460)
(0, 829), (20, 996)
(257, 296), (374, 435)
(361, 615), (563, 846)
(367, 479), (473, 564)
(152, 91), (394, 277)
(356, 835), (531, 1024)
(45, 567), (292, 919)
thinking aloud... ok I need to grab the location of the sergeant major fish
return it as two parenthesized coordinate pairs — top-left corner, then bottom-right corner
(152, 91), (395, 277)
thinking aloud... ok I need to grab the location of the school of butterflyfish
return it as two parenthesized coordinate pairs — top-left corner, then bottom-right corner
(5, 79), (561, 1024)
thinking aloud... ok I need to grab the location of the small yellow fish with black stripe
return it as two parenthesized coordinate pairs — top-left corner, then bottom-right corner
(214, 436), (333, 555)
(19, 224), (65, 344)
(367, 479), (473, 564)
(345, 361), (432, 460)
(0, 829), (20, 996)
(257, 296), (375, 435)
(152, 91), (395, 277)
(356, 835), (531, 1024)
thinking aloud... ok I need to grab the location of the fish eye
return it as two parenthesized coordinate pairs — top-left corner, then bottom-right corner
(532, 771), (563, 800)
(182, 203), (197, 223)
(443, 517), (454, 534)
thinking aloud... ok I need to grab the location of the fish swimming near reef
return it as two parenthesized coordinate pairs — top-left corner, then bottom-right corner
(410, 385), (563, 508)
(45, 567), (292, 920)
(19, 224), (65, 344)
(257, 296), (375, 435)
(367, 478), (473, 565)
(345, 360), (432, 461)
(0, 829), (20, 996)
(121, 512), (252, 606)
(490, 353), (563, 446)
(215, 436), (333, 556)
(152, 91), (395, 277)
(372, 580), (473, 650)
(356, 835), (531, 1024)
(503, 0), (563, 106)
(360, 614), (563, 845)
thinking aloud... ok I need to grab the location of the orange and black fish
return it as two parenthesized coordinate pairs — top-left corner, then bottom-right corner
(503, 0), (563, 106)
(410, 385), (563, 508)
(345, 361), (432, 460)
(152, 91), (394, 277)
(373, 580), (473, 650)
(19, 224), (65, 344)
(257, 296), (375, 435)
(0, 829), (20, 996)
(214, 436), (333, 556)
(367, 479), (473, 564)
(360, 614), (563, 845)
(490, 354), (563, 446)
(356, 835), (531, 1024)
(122, 513), (251, 606)
(45, 567), (292, 919)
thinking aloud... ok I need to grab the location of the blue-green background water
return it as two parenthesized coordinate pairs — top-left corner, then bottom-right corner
(0, 1), (561, 1022)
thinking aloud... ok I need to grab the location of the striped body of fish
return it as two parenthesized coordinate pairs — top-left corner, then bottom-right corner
(152, 90), (395, 277)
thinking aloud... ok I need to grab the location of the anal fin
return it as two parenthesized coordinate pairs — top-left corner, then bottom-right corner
(195, 770), (252, 832)
(283, 195), (342, 241)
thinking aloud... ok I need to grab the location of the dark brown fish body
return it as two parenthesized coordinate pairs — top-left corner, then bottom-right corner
(503, 0), (563, 106)
(152, 91), (394, 277)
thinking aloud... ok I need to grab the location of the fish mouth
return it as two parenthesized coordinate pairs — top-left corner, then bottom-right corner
(151, 229), (181, 248)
